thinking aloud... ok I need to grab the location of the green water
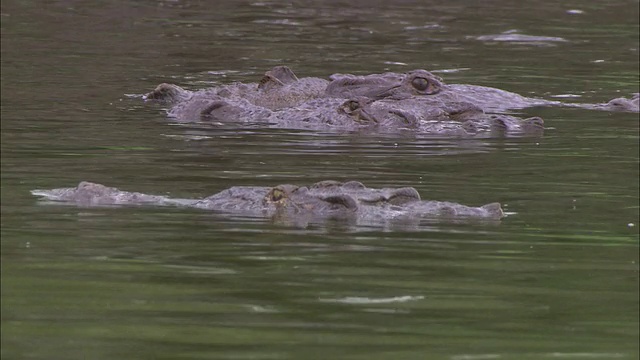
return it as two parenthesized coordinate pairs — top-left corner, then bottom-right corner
(1, 0), (638, 359)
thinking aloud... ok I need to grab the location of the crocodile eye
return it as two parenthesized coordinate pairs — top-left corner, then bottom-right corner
(347, 100), (360, 112)
(411, 77), (430, 92)
(270, 188), (285, 202)
(339, 100), (362, 115)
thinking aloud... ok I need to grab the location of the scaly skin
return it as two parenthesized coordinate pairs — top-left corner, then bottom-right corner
(370, 98), (545, 136)
(32, 181), (505, 222)
(142, 66), (548, 135)
(144, 85), (543, 136)
(326, 69), (444, 99)
(326, 69), (639, 113)
(144, 66), (329, 111)
(143, 66), (549, 136)
(145, 67), (638, 117)
(592, 93), (639, 112)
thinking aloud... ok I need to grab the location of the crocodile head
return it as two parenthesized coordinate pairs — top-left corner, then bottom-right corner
(596, 94), (640, 112)
(336, 98), (518, 132)
(31, 182), (169, 206)
(32, 181), (505, 224)
(336, 97), (428, 128)
(372, 70), (444, 99)
(263, 184), (359, 217)
(326, 70), (444, 100)
(274, 97), (421, 129)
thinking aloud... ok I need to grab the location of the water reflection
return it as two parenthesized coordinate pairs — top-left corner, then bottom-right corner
(1, 0), (638, 358)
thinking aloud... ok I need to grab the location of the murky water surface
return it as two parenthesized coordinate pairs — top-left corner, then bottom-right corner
(1, 1), (639, 359)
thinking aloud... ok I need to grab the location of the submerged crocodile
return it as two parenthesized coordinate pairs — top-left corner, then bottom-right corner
(144, 66), (329, 111)
(144, 69), (544, 136)
(146, 66), (637, 115)
(31, 181), (504, 224)
(326, 69), (640, 113)
(145, 90), (542, 136)
(143, 65), (637, 137)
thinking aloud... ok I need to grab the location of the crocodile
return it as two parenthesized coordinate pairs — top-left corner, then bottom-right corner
(326, 69), (640, 113)
(145, 81), (543, 136)
(31, 181), (504, 224)
(367, 98), (545, 136)
(144, 65), (329, 111)
(593, 93), (640, 112)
